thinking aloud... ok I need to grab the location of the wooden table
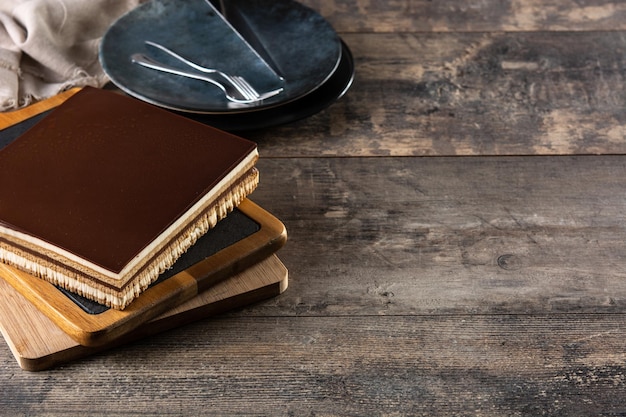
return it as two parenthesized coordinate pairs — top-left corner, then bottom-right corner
(3, 1), (626, 415)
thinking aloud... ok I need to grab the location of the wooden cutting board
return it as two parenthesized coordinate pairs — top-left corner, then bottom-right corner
(0, 89), (288, 347)
(0, 198), (286, 347)
(0, 254), (287, 371)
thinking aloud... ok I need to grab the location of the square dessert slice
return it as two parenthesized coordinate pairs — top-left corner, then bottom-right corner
(0, 87), (259, 309)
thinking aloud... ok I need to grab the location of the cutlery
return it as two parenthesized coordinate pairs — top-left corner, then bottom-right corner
(144, 41), (282, 101)
(130, 53), (282, 104)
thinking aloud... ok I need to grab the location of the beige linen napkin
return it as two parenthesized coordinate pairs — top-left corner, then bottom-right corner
(0, 0), (142, 111)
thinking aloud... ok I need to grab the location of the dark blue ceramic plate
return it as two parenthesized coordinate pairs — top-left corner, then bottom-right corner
(178, 39), (354, 131)
(99, 0), (342, 114)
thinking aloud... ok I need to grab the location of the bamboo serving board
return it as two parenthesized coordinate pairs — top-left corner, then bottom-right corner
(0, 254), (287, 371)
(0, 198), (287, 347)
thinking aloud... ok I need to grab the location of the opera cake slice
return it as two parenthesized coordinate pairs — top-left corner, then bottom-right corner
(0, 87), (259, 310)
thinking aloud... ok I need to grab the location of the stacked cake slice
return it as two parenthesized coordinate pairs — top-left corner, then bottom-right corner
(0, 87), (259, 310)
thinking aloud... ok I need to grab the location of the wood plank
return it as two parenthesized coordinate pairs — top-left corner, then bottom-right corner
(16, 33), (625, 159)
(299, 0), (626, 33)
(1, 314), (625, 415)
(250, 32), (626, 157)
(248, 156), (626, 316)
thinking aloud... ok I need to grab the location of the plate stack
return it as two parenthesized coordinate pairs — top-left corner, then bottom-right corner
(0, 88), (288, 371)
(99, 0), (354, 131)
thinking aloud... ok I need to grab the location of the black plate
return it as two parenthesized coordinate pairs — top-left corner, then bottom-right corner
(100, 0), (342, 114)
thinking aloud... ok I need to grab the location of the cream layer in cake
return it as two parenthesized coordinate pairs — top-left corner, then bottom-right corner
(0, 87), (259, 309)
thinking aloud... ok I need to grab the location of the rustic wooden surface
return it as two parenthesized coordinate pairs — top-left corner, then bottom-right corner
(3, 0), (626, 415)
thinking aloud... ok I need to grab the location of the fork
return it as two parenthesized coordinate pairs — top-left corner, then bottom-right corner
(144, 41), (282, 102)
(131, 53), (276, 104)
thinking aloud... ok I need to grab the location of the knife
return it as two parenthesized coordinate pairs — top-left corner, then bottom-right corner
(205, 0), (284, 80)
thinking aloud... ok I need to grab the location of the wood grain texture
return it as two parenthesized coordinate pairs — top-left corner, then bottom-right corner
(249, 156), (626, 316)
(299, 0), (626, 33)
(250, 31), (626, 157)
(3, 0), (626, 415)
(1, 315), (625, 416)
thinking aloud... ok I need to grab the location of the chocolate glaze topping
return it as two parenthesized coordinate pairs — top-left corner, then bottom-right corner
(0, 87), (257, 273)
